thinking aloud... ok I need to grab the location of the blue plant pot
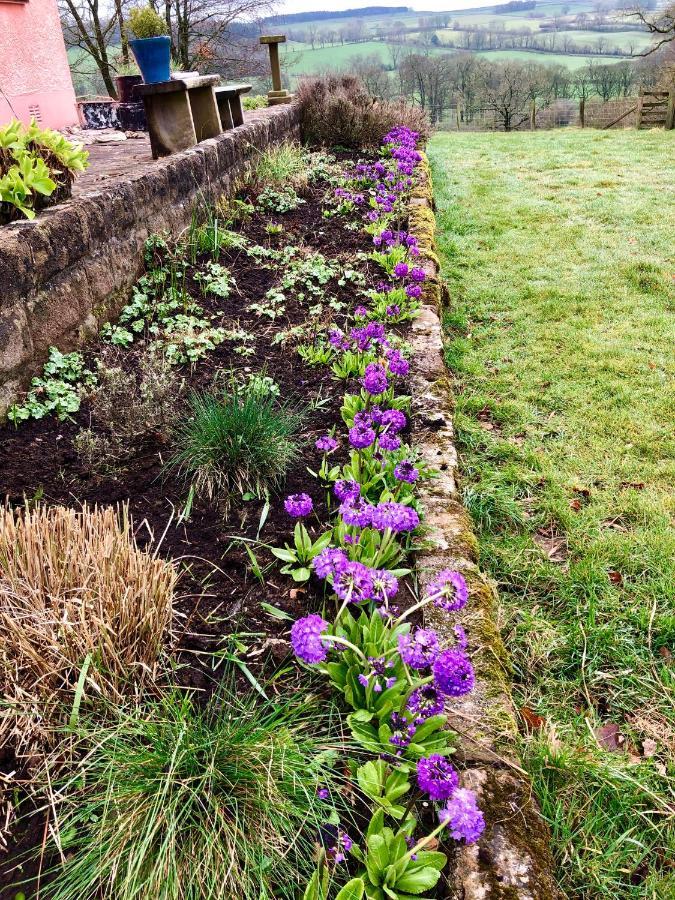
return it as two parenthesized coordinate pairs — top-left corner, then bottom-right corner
(130, 36), (171, 84)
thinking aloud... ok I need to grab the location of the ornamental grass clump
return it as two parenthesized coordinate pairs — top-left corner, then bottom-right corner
(253, 142), (309, 192)
(39, 688), (345, 900)
(170, 385), (303, 502)
(0, 504), (176, 751)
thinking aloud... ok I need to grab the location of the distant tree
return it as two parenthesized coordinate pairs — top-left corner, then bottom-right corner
(59, 0), (123, 97)
(400, 52), (454, 123)
(625, 3), (675, 54)
(479, 61), (534, 130)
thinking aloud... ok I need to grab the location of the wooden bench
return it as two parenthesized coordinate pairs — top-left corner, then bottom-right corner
(214, 84), (252, 130)
(134, 75), (221, 159)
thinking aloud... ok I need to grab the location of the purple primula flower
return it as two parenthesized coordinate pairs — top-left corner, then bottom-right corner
(433, 648), (475, 697)
(406, 284), (423, 299)
(417, 754), (459, 801)
(334, 479), (361, 502)
(317, 787), (330, 800)
(407, 684), (445, 723)
(284, 493), (313, 518)
(315, 435), (338, 453)
(386, 304), (400, 317)
(313, 547), (348, 580)
(440, 789), (485, 844)
(333, 561), (375, 605)
(372, 568), (399, 601)
(387, 350), (410, 377)
(380, 409), (407, 434)
(398, 628), (440, 670)
(354, 305), (368, 317)
(389, 712), (416, 751)
(394, 460), (419, 483)
(371, 501), (420, 533)
(378, 432), (401, 452)
(362, 363), (389, 396)
(410, 266), (427, 283)
(358, 673), (369, 688)
(405, 835), (418, 861)
(427, 570), (469, 612)
(393, 262), (409, 278)
(291, 614), (330, 664)
(353, 410), (373, 429)
(339, 497), (374, 529)
(349, 423), (376, 449)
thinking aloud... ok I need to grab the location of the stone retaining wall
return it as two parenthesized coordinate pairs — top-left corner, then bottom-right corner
(410, 156), (561, 899)
(0, 104), (301, 418)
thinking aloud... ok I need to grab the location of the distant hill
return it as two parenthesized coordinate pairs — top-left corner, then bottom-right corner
(265, 7), (411, 26)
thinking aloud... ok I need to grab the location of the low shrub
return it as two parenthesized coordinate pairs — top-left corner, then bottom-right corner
(0, 119), (88, 223)
(75, 348), (183, 476)
(39, 688), (344, 900)
(296, 75), (430, 149)
(0, 504), (176, 752)
(170, 384), (304, 503)
(243, 94), (268, 111)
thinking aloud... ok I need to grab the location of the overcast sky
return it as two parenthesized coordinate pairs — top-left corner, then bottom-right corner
(274, 2), (495, 17)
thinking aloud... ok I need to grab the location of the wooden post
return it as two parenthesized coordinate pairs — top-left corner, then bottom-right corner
(456, 101), (461, 131)
(666, 89), (675, 130)
(636, 88), (644, 129)
(530, 99), (536, 130)
(579, 97), (585, 128)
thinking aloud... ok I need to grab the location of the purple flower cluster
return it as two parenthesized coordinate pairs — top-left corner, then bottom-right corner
(440, 789), (485, 844)
(398, 628), (440, 670)
(291, 614), (330, 664)
(427, 569), (469, 613)
(282, 123), (484, 853)
(417, 754), (459, 801)
(433, 648), (475, 697)
(284, 493), (313, 518)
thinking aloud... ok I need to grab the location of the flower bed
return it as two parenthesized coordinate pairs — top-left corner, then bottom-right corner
(0, 125), (485, 898)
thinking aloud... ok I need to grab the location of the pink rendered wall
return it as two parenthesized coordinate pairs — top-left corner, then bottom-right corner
(0, 0), (77, 129)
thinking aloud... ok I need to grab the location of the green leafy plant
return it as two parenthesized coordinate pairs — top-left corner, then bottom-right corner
(38, 687), (345, 900)
(127, 5), (168, 38)
(271, 522), (332, 582)
(351, 809), (447, 900)
(169, 385), (304, 503)
(257, 185), (305, 214)
(8, 347), (95, 423)
(0, 119), (88, 222)
(243, 94), (268, 111)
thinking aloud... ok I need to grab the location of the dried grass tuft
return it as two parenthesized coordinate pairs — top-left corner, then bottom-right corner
(0, 503), (177, 753)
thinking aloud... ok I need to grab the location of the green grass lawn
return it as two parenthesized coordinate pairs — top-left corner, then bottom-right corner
(429, 128), (675, 899)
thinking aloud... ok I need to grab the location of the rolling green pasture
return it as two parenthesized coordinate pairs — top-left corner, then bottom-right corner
(429, 128), (675, 898)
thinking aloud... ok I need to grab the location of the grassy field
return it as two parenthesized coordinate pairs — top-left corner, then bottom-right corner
(429, 129), (675, 898)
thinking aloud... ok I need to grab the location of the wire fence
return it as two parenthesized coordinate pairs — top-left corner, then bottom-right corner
(433, 97), (641, 131)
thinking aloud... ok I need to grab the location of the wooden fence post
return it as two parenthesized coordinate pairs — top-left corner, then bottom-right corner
(579, 98), (585, 128)
(666, 89), (675, 130)
(530, 99), (536, 130)
(636, 88), (644, 129)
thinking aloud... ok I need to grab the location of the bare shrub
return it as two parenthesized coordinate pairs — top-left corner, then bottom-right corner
(297, 74), (430, 149)
(75, 348), (182, 476)
(0, 504), (177, 752)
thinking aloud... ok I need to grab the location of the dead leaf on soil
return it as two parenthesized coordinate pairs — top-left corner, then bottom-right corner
(533, 531), (569, 563)
(642, 738), (658, 758)
(289, 587), (306, 600)
(520, 707), (545, 730)
(595, 723), (625, 752)
(619, 481), (645, 491)
(569, 498), (582, 512)
(608, 570), (623, 585)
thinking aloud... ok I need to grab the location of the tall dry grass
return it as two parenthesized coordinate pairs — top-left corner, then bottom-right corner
(0, 503), (177, 752)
